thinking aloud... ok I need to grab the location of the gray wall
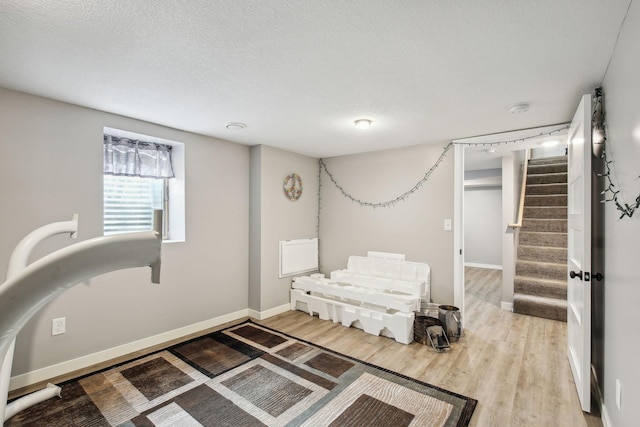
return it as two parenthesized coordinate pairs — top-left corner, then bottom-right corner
(600, 1), (640, 425)
(319, 142), (454, 304)
(464, 186), (502, 267)
(249, 145), (319, 312)
(0, 88), (250, 376)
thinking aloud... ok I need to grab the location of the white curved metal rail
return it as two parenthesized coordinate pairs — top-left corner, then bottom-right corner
(0, 214), (162, 425)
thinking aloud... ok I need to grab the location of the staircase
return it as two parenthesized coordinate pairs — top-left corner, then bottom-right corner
(513, 155), (568, 322)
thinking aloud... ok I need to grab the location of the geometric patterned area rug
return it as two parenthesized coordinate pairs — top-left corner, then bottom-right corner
(7, 320), (477, 426)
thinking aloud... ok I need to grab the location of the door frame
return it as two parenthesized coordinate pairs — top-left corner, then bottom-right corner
(566, 93), (593, 413)
(453, 143), (465, 318)
(453, 124), (571, 318)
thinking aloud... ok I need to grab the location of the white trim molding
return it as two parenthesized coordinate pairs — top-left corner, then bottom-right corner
(10, 309), (245, 390)
(464, 262), (503, 270)
(10, 305), (294, 391)
(248, 303), (291, 320)
(501, 302), (514, 312)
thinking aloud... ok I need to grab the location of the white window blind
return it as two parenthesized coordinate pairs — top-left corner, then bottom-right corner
(103, 175), (165, 236)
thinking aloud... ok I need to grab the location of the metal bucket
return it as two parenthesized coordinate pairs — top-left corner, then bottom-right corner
(438, 305), (462, 342)
(414, 315), (442, 345)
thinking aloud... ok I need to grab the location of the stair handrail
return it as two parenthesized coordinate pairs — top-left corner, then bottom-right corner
(509, 149), (531, 228)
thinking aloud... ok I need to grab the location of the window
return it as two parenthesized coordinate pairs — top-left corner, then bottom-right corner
(103, 128), (185, 242)
(103, 175), (168, 237)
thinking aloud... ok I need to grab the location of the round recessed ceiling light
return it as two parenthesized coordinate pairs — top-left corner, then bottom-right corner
(507, 103), (530, 114)
(541, 139), (560, 147)
(226, 122), (246, 130)
(354, 119), (372, 130)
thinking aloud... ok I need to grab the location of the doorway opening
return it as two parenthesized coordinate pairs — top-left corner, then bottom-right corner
(452, 125), (570, 324)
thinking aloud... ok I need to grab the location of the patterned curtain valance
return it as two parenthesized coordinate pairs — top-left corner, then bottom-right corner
(103, 135), (175, 179)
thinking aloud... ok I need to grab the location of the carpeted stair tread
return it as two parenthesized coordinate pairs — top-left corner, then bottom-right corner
(521, 218), (567, 233)
(523, 206), (567, 219)
(526, 183), (568, 195)
(518, 245), (567, 263)
(513, 294), (567, 322)
(525, 194), (567, 206)
(519, 231), (567, 247)
(514, 155), (568, 322)
(528, 163), (568, 174)
(516, 259), (566, 281)
(527, 172), (567, 185)
(514, 276), (567, 300)
(528, 156), (567, 165)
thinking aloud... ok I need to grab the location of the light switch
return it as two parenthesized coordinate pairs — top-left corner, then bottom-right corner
(444, 219), (452, 231)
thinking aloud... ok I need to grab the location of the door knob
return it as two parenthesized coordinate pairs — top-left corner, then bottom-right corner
(593, 272), (603, 281)
(569, 270), (583, 279)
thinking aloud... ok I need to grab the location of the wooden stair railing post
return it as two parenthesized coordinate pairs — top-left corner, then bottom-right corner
(509, 149), (530, 229)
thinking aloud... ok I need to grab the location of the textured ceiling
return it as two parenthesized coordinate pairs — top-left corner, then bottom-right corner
(0, 1), (631, 158)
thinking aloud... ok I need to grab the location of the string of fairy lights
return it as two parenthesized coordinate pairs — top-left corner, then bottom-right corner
(319, 88), (638, 219)
(594, 87), (640, 219)
(319, 142), (453, 209)
(458, 125), (570, 148)
(601, 154), (640, 218)
(318, 125), (568, 209)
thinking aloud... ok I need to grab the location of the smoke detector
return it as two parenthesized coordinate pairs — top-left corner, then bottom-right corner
(507, 103), (530, 114)
(354, 119), (372, 130)
(226, 122), (246, 130)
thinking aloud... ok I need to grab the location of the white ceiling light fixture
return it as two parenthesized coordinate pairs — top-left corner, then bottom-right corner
(226, 122), (246, 130)
(541, 139), (560, 147)
(354, 119), (372, 130)
(507, 103), (530, 114)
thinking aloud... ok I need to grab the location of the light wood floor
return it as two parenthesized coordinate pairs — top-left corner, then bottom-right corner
(259, 267), (603, 427)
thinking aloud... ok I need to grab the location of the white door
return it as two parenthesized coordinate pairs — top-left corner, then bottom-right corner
(453, 143), (465, 321)
(567, 94), (592, 413)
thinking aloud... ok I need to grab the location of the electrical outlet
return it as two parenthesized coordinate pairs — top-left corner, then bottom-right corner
(52, 317), (66, 336)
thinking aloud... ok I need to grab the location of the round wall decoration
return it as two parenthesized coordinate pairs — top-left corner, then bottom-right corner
(283, 173), (303, 201)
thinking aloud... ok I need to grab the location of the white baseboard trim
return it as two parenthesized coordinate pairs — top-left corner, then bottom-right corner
(10, 308), (253, 391)
(10, 305), (295, 391)
(248, 303), (291, 320)
(501, 302), (513, 312)
(464, 262), (503, 270)
(600, 403), (612, 427)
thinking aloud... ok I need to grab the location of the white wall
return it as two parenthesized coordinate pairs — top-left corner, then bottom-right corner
(0, 88), (250, 379)
(249, 145), (319, 313)
(531, 144), (566, 159)
(464, 186), (502, 268)
(599, 1), (640, 425)
(319, 142), (454, 304)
